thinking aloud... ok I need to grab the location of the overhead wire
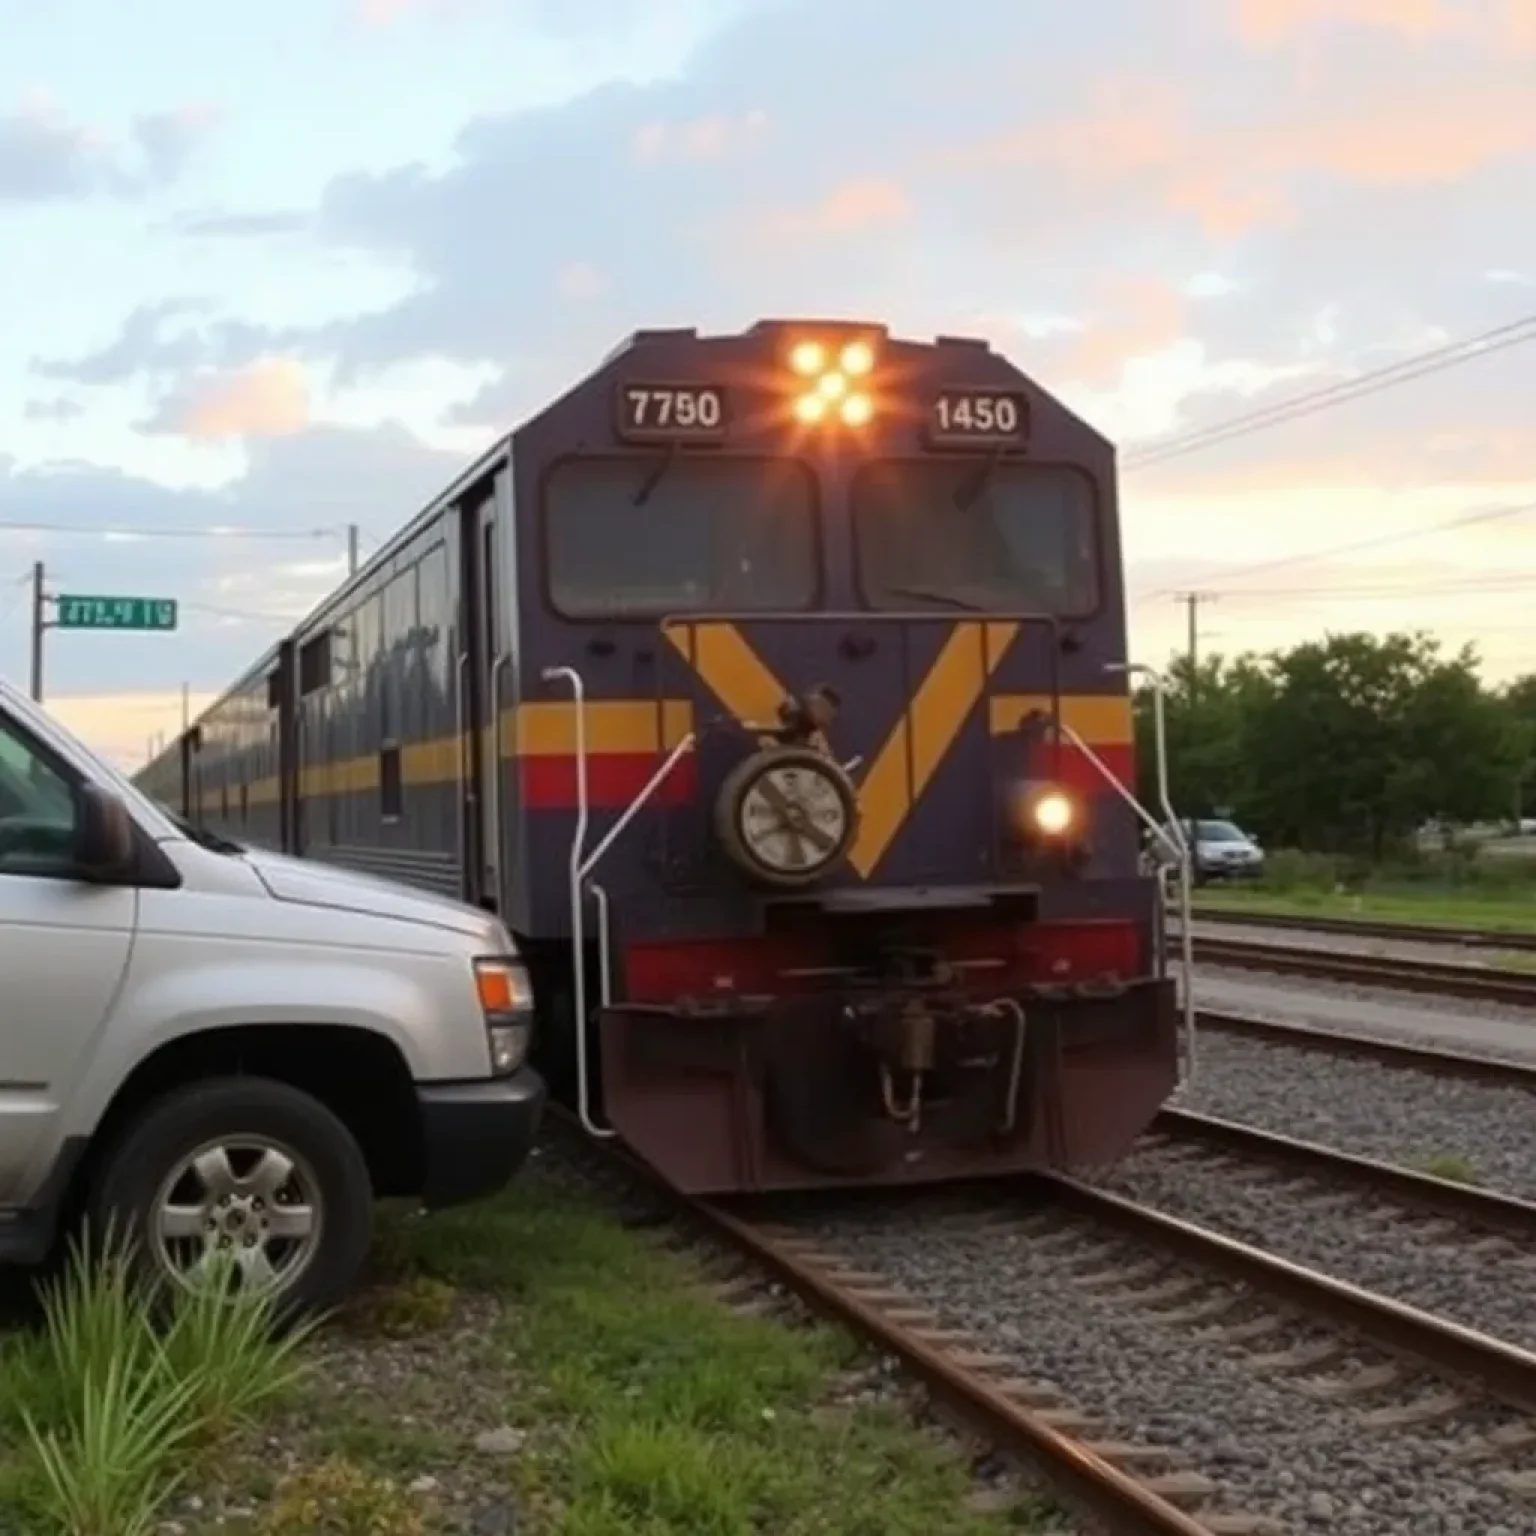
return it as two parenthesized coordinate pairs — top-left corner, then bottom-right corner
(0, 520), (346, 541)
(1129, 495), (1536, 608)
(1122, 309), (1536, 471)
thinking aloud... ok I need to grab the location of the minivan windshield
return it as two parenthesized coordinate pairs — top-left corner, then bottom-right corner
(1193, 820), (1247, 843)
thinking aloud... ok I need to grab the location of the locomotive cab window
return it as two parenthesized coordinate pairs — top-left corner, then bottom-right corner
(544, 455), (818, 616)
(853, 460), (1099, 616)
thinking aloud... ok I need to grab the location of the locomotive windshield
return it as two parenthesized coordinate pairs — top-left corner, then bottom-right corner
(545, 455), (818, 616)
(852, 460), (1099, 615)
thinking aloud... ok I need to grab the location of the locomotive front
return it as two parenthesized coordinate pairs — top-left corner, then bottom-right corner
(508, 320), (1179, 1193)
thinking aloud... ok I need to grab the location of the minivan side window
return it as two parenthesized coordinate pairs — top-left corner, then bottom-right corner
(0, 712), (79, 878)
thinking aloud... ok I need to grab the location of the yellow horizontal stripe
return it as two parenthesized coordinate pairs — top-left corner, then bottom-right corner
(186, 694), (1131, 812)
(509, 699), (694, 756)
(989, 694), (1133, 743)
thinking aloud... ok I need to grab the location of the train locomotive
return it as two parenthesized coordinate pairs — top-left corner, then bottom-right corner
(134, 319), (1189, 1195)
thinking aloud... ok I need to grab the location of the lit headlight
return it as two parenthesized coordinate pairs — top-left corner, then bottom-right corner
(1032, 790), (1075, 836)
(788, 335), (878, 426)
(1010, 782), (1084, 842)
(473, 957), (535, 1075)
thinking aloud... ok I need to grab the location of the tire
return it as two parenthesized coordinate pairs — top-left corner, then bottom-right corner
(85, 1076), (375, 1323)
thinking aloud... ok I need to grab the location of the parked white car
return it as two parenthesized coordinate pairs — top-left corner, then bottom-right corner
(1146, 818), (1266, 885)
(0, 676), (544, 1315)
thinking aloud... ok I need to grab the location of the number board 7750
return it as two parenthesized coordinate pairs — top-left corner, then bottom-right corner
(615, 382), (729, 442)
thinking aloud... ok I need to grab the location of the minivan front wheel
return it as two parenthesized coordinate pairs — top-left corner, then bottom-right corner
(85, 1077), (375, 1320)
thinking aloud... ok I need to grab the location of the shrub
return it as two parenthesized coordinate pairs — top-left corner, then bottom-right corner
(260, 1458), (426, 1535)
(15, 1230), (315, 1536)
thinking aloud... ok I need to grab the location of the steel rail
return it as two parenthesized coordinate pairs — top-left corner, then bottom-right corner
(1153, 1106), (1536, 1240)
(1191, 907), (1536, 953)
(1196, 1007), (1536, 1087)
(1043, 1175), (1536, 1417)
(1193, 935), (1536, 1006)
(544, 1107), (1211, 1534)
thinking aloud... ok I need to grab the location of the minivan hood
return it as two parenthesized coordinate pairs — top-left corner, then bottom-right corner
(242, 847), (500, 942)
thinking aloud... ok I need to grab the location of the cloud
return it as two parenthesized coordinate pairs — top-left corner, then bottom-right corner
(0, 98), (215, 203)
(743, 177), (912, 243)
(23, 397), (85, 424)
(555, 261), (610, 300)
(0, 425), (463, 730)
(631, 108), (769, 163)
(142, 358), (313, 440)
(11, 0), (1536, 705)
(1233, 0), (1535, 48)
(34, 298), (271, 389)
(1233, 0), (1461, 43)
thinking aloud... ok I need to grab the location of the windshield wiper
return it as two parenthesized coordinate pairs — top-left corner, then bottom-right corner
(882, 584), (985, 612)
(953, 451), (1002, 511)
(632, 444), (680, 506)
(168, 811), (244, 855)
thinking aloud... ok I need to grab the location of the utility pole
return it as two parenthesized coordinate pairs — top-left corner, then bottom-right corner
(29, 561), (46, 703)
(181, 681), (190, 734)
(1172, 591), (1216, 702)
(347, 523), (359, 577)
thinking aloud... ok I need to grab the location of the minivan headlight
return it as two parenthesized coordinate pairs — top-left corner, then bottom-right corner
(473, 957), (535, 1075)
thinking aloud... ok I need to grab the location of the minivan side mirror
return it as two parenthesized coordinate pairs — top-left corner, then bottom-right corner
(74, 783), (135, 878)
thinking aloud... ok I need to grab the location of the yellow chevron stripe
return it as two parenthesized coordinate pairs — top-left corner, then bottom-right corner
(847, 621), (1018, 877)
(662, 621), (787, 729)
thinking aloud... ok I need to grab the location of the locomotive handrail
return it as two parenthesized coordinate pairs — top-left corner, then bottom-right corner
(1094, 660), (1195, 1085)
(540, 663), (697, 1139)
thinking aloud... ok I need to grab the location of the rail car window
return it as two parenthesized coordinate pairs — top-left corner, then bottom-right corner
(544, 456), (818, 616)
(852, 461), (1099, 616)
(380, 742), (403, 822)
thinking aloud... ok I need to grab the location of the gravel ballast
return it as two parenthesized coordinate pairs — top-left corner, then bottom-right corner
(1171, 1021), (1536, 1200)
(1180, 917), (1536, 970)
(1089, 1129), (1536, 1353)
(792, 1195), (1536, 1536)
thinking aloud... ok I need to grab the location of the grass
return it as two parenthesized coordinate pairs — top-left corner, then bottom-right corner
(1420, 1153), (1481, 1186)
(147, 1165), (1064, 1534)
(0, 1235), (313, 1535)
(1194, 883), (1536, 935)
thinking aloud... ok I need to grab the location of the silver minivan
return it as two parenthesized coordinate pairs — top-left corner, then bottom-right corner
(0, 677), (545, 1314)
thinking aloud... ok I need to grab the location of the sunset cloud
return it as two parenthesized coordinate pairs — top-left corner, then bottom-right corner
(632, 109), (769, 163)
(148, 358), (311, 440)
(1234, 0), (1460, 43)
(7, 0), (1536, 767)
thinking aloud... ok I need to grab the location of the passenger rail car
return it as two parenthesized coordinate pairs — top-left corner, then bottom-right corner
(135, 319), (1188, 1195)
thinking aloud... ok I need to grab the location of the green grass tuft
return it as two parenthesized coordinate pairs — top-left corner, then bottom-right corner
(0, 1229), (314, 1535)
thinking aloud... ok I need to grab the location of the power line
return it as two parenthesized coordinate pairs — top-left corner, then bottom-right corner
(1123, 309), (1536, 471)
(1130, 494), (1536, 607)
(0, 520), (346, 541)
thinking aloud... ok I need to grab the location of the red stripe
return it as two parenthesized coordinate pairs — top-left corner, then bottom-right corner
(1026, 740), (1134, 796)
(521, 752), (699, 810)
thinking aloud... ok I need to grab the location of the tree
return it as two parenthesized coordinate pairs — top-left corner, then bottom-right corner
(1131, 630), (1527, 856)
(1502, 674), (1536, 820)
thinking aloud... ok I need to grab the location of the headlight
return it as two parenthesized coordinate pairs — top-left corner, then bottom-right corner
(1010, 781), (1084, 842)
(473, 957), (535, 1075)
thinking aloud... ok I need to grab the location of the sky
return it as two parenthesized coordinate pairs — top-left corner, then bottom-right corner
(2, 0), (1534, 770)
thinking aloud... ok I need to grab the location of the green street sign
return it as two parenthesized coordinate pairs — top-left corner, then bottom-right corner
(56, 594), (179, 632)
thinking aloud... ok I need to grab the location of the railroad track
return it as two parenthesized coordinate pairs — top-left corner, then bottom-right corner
(1194, 907), (1536, 954)
(550, 1108), (1536, 1533)
(1197, 1007), (1536, 1088)
(1151, 1105), (1536, 1256)
(1193, 934), (1536, 1005)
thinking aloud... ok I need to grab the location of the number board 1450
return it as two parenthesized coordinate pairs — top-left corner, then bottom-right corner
(616, 382), (728, 441)
(928, 389), (1028, 447)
